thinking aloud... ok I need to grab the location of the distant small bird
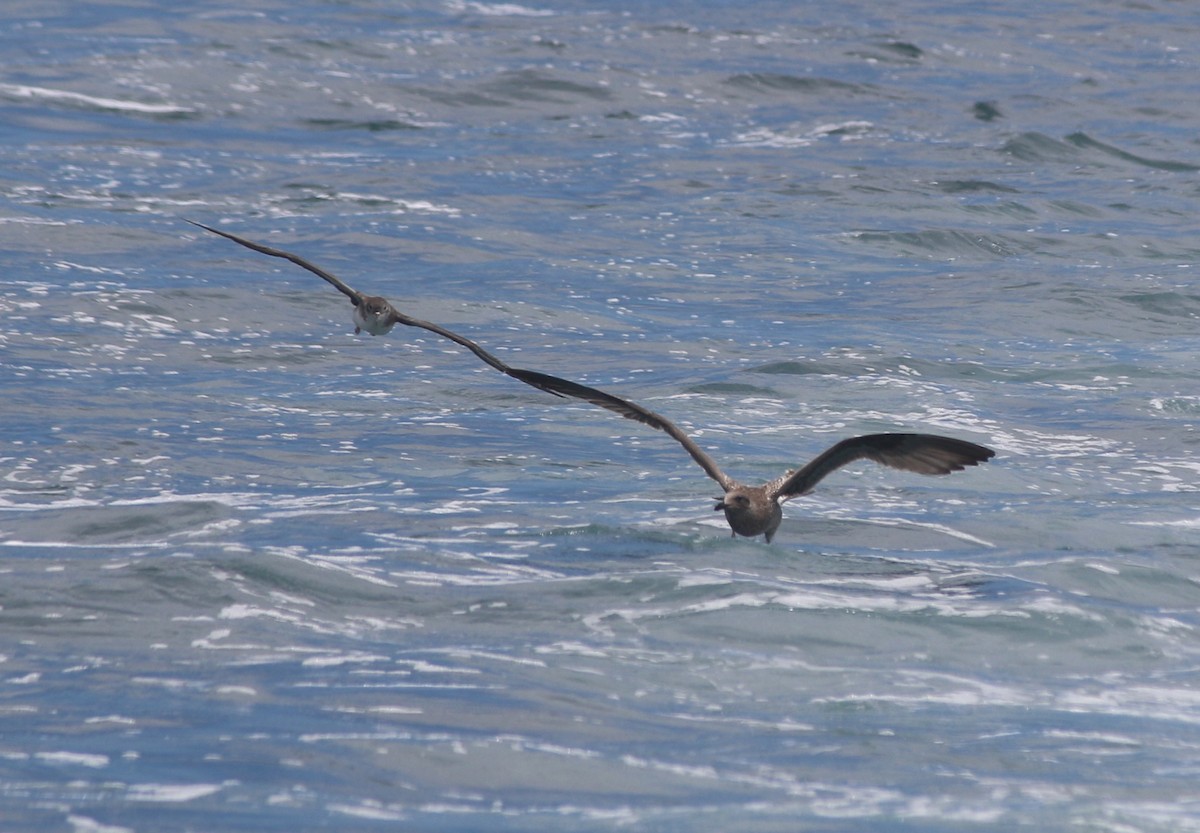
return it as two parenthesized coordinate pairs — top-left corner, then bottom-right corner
(507, 369), (994, 542)
(187, 220), (408, 336)
(187, 220), (565, 398)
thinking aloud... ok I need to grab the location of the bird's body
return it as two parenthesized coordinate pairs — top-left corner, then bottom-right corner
(716, 486), (784, 540)
(351, 295), (402, 336)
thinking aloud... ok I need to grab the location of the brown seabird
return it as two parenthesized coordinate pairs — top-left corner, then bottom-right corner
(187, 220), (565, 398)
(505, 369), (995, 542)
(188, 220), (412, 337)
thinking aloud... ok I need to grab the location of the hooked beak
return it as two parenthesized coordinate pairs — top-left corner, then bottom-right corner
(713, 498), (726, 511)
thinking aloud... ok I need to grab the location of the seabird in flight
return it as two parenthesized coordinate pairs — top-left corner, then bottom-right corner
(506, 368), (995, 542)
(187, 220), (565, 398)
(190, 220), (424, 337)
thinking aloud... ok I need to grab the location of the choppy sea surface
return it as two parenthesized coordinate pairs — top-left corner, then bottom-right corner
(2, 1), (1199, 830)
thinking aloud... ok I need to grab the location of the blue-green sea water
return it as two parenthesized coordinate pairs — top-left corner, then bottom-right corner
(2, 1), (1199, 830)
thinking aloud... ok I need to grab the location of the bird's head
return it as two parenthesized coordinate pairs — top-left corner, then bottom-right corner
(714, 491), (751, 512)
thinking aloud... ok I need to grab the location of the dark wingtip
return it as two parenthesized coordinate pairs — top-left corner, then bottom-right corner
(956, 441), (996, 468)
(932, 446), (995, 474)
(185, 218), (222, 235)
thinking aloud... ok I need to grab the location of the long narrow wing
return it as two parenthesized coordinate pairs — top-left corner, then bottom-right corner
(507, 369), (734, 490)
(187, 220), (363, 304)
(389, 310), (513, 375)
(769, 433), (994, 500)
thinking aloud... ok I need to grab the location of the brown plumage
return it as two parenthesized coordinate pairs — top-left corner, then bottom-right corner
(508, 369), (994, 542)
(186, 220), (566, 398)
(189, 220), (417, 337)
(189, 220), (994, 542)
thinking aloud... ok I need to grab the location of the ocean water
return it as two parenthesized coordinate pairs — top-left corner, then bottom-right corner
(2, 0), (1199, 830)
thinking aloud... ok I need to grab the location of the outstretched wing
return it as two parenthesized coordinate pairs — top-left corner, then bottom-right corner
(769, 433), (994, 500)
(187, 220), (363, 304)
(507, 369), (734, 490)
(393, 311), (509, 373)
